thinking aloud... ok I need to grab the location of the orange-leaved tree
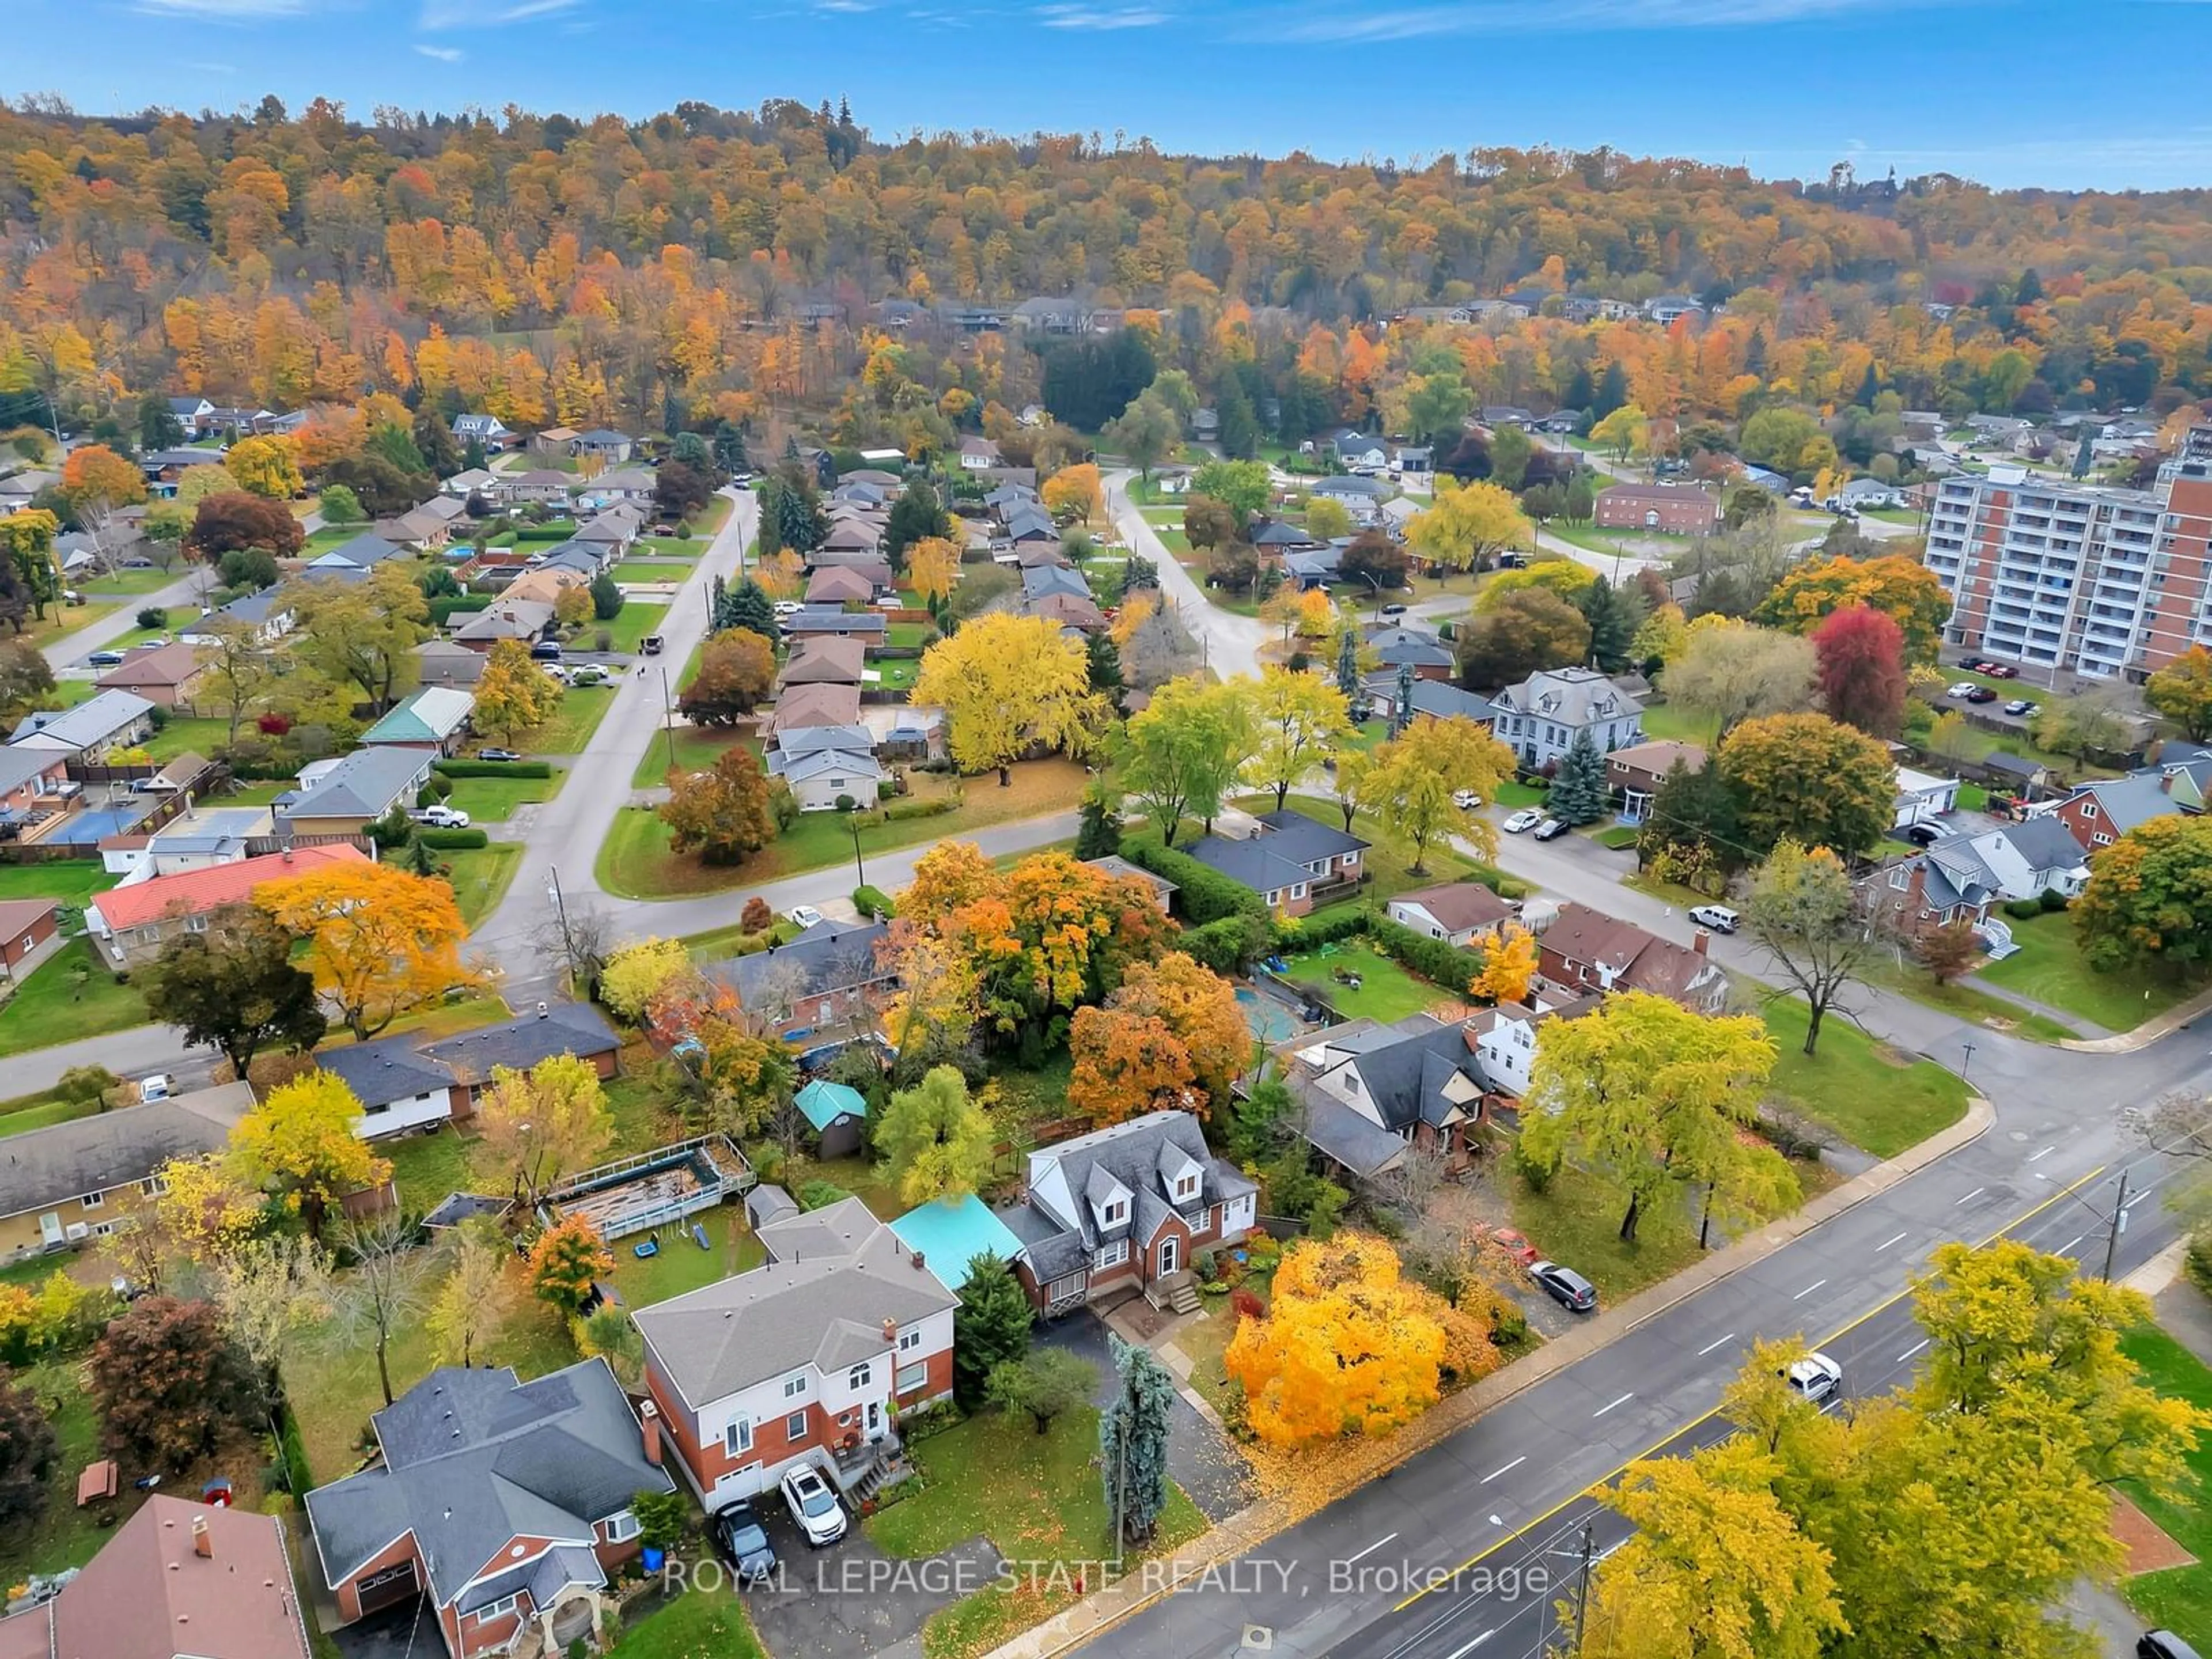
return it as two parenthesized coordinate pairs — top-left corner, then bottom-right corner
(255, 861), (482, 1039)
(528, 1215), (613, 1313)
(1225, 1232), (1495, 1449)
(1069, 1008), (1198, 1127)
(1470, 921), (1537, 1005)
(1106, 950), (1250, 1104)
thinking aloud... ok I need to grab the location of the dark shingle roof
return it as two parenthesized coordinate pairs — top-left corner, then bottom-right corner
(716, 921), (890, 1012)
(418, 1003), (619, 1085)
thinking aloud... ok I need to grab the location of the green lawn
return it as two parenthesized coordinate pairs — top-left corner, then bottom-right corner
(0, 1357), (122, 1586)
(1758, 997), (1968, 1157)
(1494, 780), (1548, 808)
(2118, 1324), (2212, 1649)
(443, 842), (523, 930)
(870, 1406), (1207, 1659)
(440, 773), (554, 822)
(1636, 701), (1721, 746)
(0, 862), (114, 905)
(0, 1093), (101, 1138)
(142, 714), (230, 763)
(605, 1588), (767, 1659)
(614, 560), (694, 584)
(1504, 1158), (1704, 1306)
(632, 536), (702, 558)
(1277, 942), (1449, 1022)
(607, 1203), (763, 1309)
(1861, 956), (2078, 1045)
(533, 685), (618, 753)
(600, 599), (672, 654)
(81, 567), (182, 597)
(885, 621), (933, 649)
(631, 726), (737, 789)
(1979, 912), (2198, 1033)
(0, 940), (148, 1060)
(1262, 793), (1520, 906)
(870, 657), (919, 691)
(1590, 825), (1641, 850)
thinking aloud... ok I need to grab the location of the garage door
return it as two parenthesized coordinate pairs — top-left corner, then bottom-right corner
(354, 1560), (420, 1615)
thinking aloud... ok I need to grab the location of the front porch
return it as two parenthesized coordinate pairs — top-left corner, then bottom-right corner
(828, 1426), (912, 1507)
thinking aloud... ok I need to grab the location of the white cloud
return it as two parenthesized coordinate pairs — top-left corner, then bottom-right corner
(414, 41), (465, 59)
(132, 0), (315, 16)
(418, 0), (579, 26)
(1270, 0), (1953, 41)
(1037, 2), (1168, 25)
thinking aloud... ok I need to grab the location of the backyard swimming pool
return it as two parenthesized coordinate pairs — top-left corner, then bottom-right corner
(1236, 985), (1301, 1043)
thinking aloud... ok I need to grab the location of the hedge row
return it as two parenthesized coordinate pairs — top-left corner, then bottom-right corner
(436, 759), (554, 779)
(878, 796), (956, 824)
(417, 827), (488, 849)
(1181, 913), (1271, 974)
(428, 596), (491, 624)
(510, 522), (578, 541)
(1123, 839), (1266, 927)
(1365, 914), (1488, 991)
(853, 884), (896, 919)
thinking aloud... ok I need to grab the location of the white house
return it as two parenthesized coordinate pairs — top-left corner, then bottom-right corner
(1385, 882), (1517, 949)
(1487, 668), (1645, 772)
(767, 745), (887, 812)
(1893, 766), (1961, 831)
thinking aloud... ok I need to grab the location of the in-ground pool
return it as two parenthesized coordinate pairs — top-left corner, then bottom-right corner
(1236, 986), (1300, 1043)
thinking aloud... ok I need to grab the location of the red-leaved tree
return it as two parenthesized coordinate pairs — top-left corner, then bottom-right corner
(1812, 604), (1908, 738)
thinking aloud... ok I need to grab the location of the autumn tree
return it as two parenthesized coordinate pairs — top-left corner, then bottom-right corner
(472, 638), (565, 744)
(910, 612), (1099, 785)
(2073, 815), (2212, 976)
(1338, 528), (1409, 592)
(228, 1071), (392, 1239)
(1755, 553), (1950, 662)
(906, 535), (961, 605)
(224, 434), (303, 498)
(1456, 588), (1590, 689)
(1363, 715), (1515, 871)
(1522, 992), (1793, 1243)
(1042, 462), (1103, 524)
(1811, 604), (1908, 737)
(1661, 618), (1817, 737)
(1225, 1232), (1494, 1448)
(59, 442), (148, 554)
(0, 1375), (56, 1532)
(476, 1053), (615, 1207)
(1408, 478), (1531, 573)
(877, 1064), (996, 1206)
(0, 510), (61, 624)
(1069, 1007), (1198, 1126)
(2146, 645), (2212, 741)
(599, 937), (692, 1022)
(1471, 920), (1537, 1004)
(882, 480), (952, 572)
(660, 743), (776, 863)
(1589, 403), (1650, 460)
(427, 1221), (512, 1369)
(136, 903), (326, 1073)
(1113, 675), (1258, 846)
(1112, 950), (1249, 1100)
(1244, 666), (1354, 812)
(677, 628), (777, 725)
(193, 616), (277, 742)
(327, 1211), (433, 1409)
(1915, 921), (1983, 985)
(1718, 711), (1895, 858)
(2032, 689), (2133, 767)
(1747, 841), (1884, 1056)
(284, 562), (431, 712)
(0, 639), (56, 723)
(90, 1297), (262, 1474)
(255, 860), (480, 1039)
(529, 1216), (614, 1313)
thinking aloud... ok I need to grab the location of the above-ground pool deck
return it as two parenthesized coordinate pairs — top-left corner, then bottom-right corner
(542, 1133), (755, 1240)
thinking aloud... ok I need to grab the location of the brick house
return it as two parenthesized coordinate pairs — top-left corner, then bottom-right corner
(994, 1111), (1259, 1317)
(1180, 810), (1368, 916)
(84, 843), (370, 968)
(710, 920), (892, 1039)
(2050, 771), (2191, 854)
(634, 1196), (958, 1510)
(0, 896), (60, 975)
(305, 1360), (671, 1659)
(1605, 739), (1707, 824)
(1594, 482), (1719, 535)
(92, 642), (214, 711)
(1533, 902), (1728, 1013)
(1858, 851), (1994, 938)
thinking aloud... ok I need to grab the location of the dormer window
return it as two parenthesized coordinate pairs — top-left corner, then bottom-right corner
(1102, 1199), (1127, 1226)
(1173, 1173), (1199, 1202)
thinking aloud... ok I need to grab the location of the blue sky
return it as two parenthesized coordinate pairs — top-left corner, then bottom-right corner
(10, 0), (2210, 191)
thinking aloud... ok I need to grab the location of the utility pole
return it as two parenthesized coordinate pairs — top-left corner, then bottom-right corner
(2103, 1166), (2131, 1282)
(849, 816), (867, 892)
(1571, 1518), (1595, 1654)
(545, 865), (574, 988)
(658, 666), (676, 777)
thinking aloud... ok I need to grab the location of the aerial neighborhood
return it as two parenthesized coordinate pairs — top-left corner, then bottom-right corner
(0, 90), (2209, 1659)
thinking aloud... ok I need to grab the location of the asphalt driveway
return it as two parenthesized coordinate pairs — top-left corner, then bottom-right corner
(740, 1499), (1000, 1659)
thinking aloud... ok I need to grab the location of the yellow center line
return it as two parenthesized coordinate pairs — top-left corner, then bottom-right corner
(1388, 1161), (2109, 1613)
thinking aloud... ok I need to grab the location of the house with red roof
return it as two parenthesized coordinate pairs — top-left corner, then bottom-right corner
(85, 842), (369, 968)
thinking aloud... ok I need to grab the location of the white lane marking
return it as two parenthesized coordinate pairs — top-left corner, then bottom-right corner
(2028, 1145), (2056, 1163)
(1793, 1279), (1828, 1300)
(1480, 1457), (1526, 1484)
(1445, 1630), (1495, 1659)
(2057, 1233), (2086, 1258)
(1954, 1186), (1986, 1206)
(1344, 1532), (1399, 1566)
(1897, 1337), (1931, 1363)
(1876, 1232), (1908, 1252)
(1696, 1332), (1736, 1357)
(1593, 1393), (1633, 1418)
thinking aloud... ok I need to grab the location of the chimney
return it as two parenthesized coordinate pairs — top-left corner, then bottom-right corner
(192, 1516), (212, 1559)
(639, 1400), (662, 1466)
(1692, 929), (1710, 956)
(911, 1248), (926, 1272)
(881, 1317), (898, 1343)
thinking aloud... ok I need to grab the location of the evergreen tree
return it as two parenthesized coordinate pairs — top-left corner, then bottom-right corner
(1336, 629), (1361, 701)
(1073, 788), (1123, 859)
(1100, 1334), (1176, 1544)
(1547, 728), (1612, 824)
(1392, 660), (1415, 734)
(403, 831), (439, 877)
(1086, 630), (1123, 696)
(1743, 328), (1768, 377)
(1215, 377), (1260, 459)
(1562, 366), (1594, 415)
(883, 482), (950, 574)
(1853, 363), (1881, 410)
(138, 396), (185, 454)
(952, 1253), (1033, 1410)
(411, 409), (463, 479)
(462, 437), (487, 473)
(1564, 474), (1596, 523)
(1645, 756), (1740, 861)
(713, 420), (748, 474)
(1575, 579), (1639, 674)
(1593, 362), (1631, 419)
(723, 578), (779, 643)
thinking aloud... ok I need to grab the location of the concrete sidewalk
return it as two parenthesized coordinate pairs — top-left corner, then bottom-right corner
(2059, 980), (2212, 1055)
(980, 1096), (1997, 1659)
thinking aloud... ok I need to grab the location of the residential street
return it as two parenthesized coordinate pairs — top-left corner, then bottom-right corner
(43, 566), (214, 671)
(1105, 469), (1270, 681)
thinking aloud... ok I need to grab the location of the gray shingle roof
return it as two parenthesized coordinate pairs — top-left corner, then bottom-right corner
(1014, 1111), (1257, 1267)
(284, 745), (430, 821)
(1296, 1097), (1409, 1177)
(418, 1003), (619, 1086)
(8, 690), (154, 751)
(714, 921), (889, 1013)
(0, 1085), (252, 1219)
(315, 1037), (457, 1109)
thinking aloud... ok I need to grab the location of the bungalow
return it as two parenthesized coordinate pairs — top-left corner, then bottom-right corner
(805, 564), (878, 607)
(441, 467), (499, 499)
(1282, 546), (1343, 590)
(0, 1082), (254, 1262)
(778, 636), (867, 688)
(957, 436), (1002, 471)
(1026, 591), (1108, 634)
(792, 1078), (869, 1159)
(1365, 675), (1494, 727)
(187, 584), (294, 645)
(1480, 406), (1536, 430)
(585, 467), (657, 504)
(306, 1360), (670, 1659)
(415, 638), (488, 688)
(767, 744), (887, 812)
(498, 566), (590, 608)
(100, 804), (273, 879)
(1386, 882), (1516, 949)
(1022, 562), (1091, 604)
(1308, 475), (1388, 503)
(416, 1002), (620, 1113)
(308, 532), (407, 573)
(572, 506), (643, 558)
(85, 844), (370, 968)
(571, 429), (634, 463)
(0, 1491), (314, 1659)
(1366, 626), (1455, 681)
(451, 412), (516, 450)
(1181, 810), (1368, 916)
(1607, 738), (1707, 824)
(8, 690), (157, 759)
(1001, 506), (1060, 547)
(279, 747), (437, 836)
(0, 747), (69, 823)
(1082, 854), (1176, 912)
(530, 426), (579, 457)
(1251, 520), (1318, 552)
(782, 608), (887, 643)
(315, 1037), (467, 1139)
(373, 507), (453, 552)
(452, 597), (556, 650)
(771, 724), (878, 765)
(1488, 668), (1645, 772)
(497, 469), (575, 506)
(93, 642), (213, 711)
(1334, 431), (1391, 473)
(993, 1111), (1259, 1317)
(361, 685), (475, 755)
(760, 683), (864, 737)
(1533, 903), (1727, 1014)
(711, 919), (893, 1037)
(0, 896), (60, 976)
(635, 1198), (957, 1511)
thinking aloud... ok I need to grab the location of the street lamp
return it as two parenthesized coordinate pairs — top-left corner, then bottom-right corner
(1959, 1041), (1975, 1083)
(2035, 1168), (2137, 1281)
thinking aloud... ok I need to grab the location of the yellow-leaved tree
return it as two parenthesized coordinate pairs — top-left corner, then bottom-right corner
(475, 1053), (615, 1207)
(228, 1072), (392, 1240)
(472, 637), (565, 745)
(1225, 1232), (1495, 1448)
(223, 434), (303, 498)
(1471, 919), (1537, 1004)
(256, 861), (483, 1039)
(909, 612), (1100, 785)
(599, 937), (692, 1022)
(1407, 477), (1531, 573)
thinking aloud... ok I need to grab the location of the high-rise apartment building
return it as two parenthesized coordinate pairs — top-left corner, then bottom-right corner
(1922, 425), (2212, 680)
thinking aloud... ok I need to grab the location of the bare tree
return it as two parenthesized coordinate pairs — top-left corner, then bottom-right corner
(328, 1211), (434, 1408)
(207, 1234), (333, 1425)
(531, 899), (618, 1000)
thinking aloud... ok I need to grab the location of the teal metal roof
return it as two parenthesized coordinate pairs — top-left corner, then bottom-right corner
(794, 1078), (868, 1132)
(888, 1194), (1025, 1279)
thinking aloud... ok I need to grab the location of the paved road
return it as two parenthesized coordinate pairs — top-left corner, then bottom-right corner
(43, 567), (215, 670)
(1105, 470), (1270, 681)
(7, 1023), (214, 1096)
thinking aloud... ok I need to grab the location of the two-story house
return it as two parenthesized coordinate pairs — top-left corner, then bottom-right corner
(1533, 903), (1727, 1014)
(1180, 810), (1368, 916)
(1488, 668), (1645, 772)
(634, 1196), (959, 1511)
(994, 1111), (1259, 1317)
(306, 1360), (671, 1659)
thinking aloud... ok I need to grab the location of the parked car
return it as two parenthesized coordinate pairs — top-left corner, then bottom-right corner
(773, 600), (803, 617)
(137, 1074), (173, 1103)
(529, 641), (565, 661)
(476, 748), (522, 763)
(1532, 817), (1569, 841)
(1984, 662), (2019, 679)
(2003, 699), (2036, 717)
(2139, 1633), (2203, 1659)
(411, 805), (472, 830)
(1903, 823), (1952, 848)
(1529, 1260), (1597, 1313)
(787, 904), (825, 930)
(132, 777), (180, 796)
(779, 1465), (848, 1547)
(1452, 789), (1483, 810)
(1495, 551), (1527, 569)
(710, 1501), (779, 1584)
(1489, 1227), (1540, 1266)
(1502, 808), (1545, 834)
(1964, 686), (1998, 704)
(642, 634), (665, 656)
(1946, 681), (1979, 699)
(85, 649), (126, 667)
(1687, 903), (1739, 934)
(1782, 1351), (1844, 1406)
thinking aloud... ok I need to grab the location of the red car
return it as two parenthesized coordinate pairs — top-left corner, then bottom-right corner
(1984, 663), (2019, 679)
(1490, 1227), (1540, 1266)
